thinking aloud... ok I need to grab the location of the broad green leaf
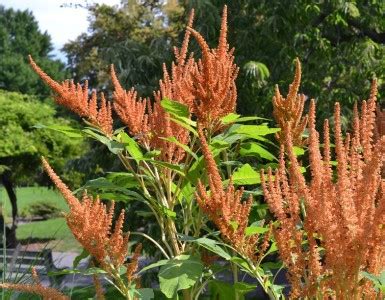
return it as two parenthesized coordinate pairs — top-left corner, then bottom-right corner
(245, 225), (269, 236)
(221, 113), (241, 124)
(138, 259), (169, 274)
(230, 256), (252, 271)
(293, 146), (305, 156)
(179, 236), (231, 260)
(118, 132), (143, 160)
(73, 249), (89, 268)
(208, 281), (239, 300)
(83, 128), (125, 154)
(266, 242), (278, 255)
(106, 172), (137, 188)
(169, 116), (197, 136)
(158, 255), (203, 298)
(233, 282), (258, 294)
(233, 124), (280, 137)
(235, 116), (270, 122)
(161, 98), (189, 118)
(231, 164), (261, 185)
(240, 142), (276, 161)
(136, 288), (154, 300)
(34, 123), (83, 138)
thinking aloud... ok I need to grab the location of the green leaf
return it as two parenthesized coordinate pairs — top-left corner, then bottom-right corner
(169, 116), (198, 136)
(233, 282), (258, 294)
(243, 61), (270, 80)
(136, 288), (154, 300)
(233, 124), (280, 137)
(158, 255), (203, 298)
(293, 146), (305, 156)
(48, 267), (106, 276)
(83, 128), (125, 154)
(160, 205), (176, 218)
(231, 164), (261, 185)
(245, 225), (269, 236)
(73, 249), (89, 268)
(160, 136), (198, 160)
(221, 113), (241, 124)
(179, 236), (232, 260)
(138, 260), (169, 274)
(34, 123), (83, 138)
(240, 142), (276, 161)
(208, 281), (239, 300)
(118, 132), (143, 160)
(161, 98), (189, 118)
(151, 160), (185, 176)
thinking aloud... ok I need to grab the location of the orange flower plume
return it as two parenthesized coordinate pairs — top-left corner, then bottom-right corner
(272, 58), (308, 146)
(0, 268), (68, 299)
(111, 11), (195, 163)
(41, 158), (129, 268)
(187, 6), (239, 130)
(29, 56), (113, 136)
(262, 82), (385, 298)
(0, 283), (68, 300)
(196, 126), (270, 261)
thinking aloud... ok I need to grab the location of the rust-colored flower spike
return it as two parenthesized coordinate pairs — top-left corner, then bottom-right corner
(272, 58), (308, 146)
(41, 157), (129, 268)
(187, 5), (239, 131)
(29, 56), (113, 135)
(0, 282), (68, 300)
(196, 126), (266, 261)
(93, 274), (105, 300)
(126, 243), (142, 284)
(111, 11), (196, 164)
(262, 95), (385, 298)
(375, 103), (385, 141)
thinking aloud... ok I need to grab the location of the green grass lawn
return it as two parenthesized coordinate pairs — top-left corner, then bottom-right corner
(16, 217), (81, 252)
(0, 186), (69, 217)
(0, 186), (81, 252)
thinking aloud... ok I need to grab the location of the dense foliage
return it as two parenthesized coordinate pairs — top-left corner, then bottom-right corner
(0, 90), (83, 185)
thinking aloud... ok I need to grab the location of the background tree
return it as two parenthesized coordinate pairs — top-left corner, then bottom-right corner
(0, 5), (66, 97)
(0, 89), (84, 245)
(0, 90), (84, 186)
(63, 0), (184, 95)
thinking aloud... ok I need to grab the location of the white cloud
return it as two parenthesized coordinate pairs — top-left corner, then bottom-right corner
(0, 0), (121, 60)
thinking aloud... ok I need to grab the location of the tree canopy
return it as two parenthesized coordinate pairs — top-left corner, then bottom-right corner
(63, 0), (183, 95)
(0, 5), (66, 97)
(0, 90), (83, 185)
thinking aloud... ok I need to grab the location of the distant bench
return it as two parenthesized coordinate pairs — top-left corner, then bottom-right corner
(0, 245), (61, 286)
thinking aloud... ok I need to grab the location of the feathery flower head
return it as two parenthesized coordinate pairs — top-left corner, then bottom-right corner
(187, 5), (239, 130)
(262, 84), (385, 297)
(196, 126), (267, 260)
(0, 282), (68, 300)
(273, 58), (308, 146)
(111, 11), (196, 163)
(29, 56), (113, 135)
(42, 158), (129, 267)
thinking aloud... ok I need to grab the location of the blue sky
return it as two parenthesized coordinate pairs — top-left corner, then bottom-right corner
(0, 0), (121, 61)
